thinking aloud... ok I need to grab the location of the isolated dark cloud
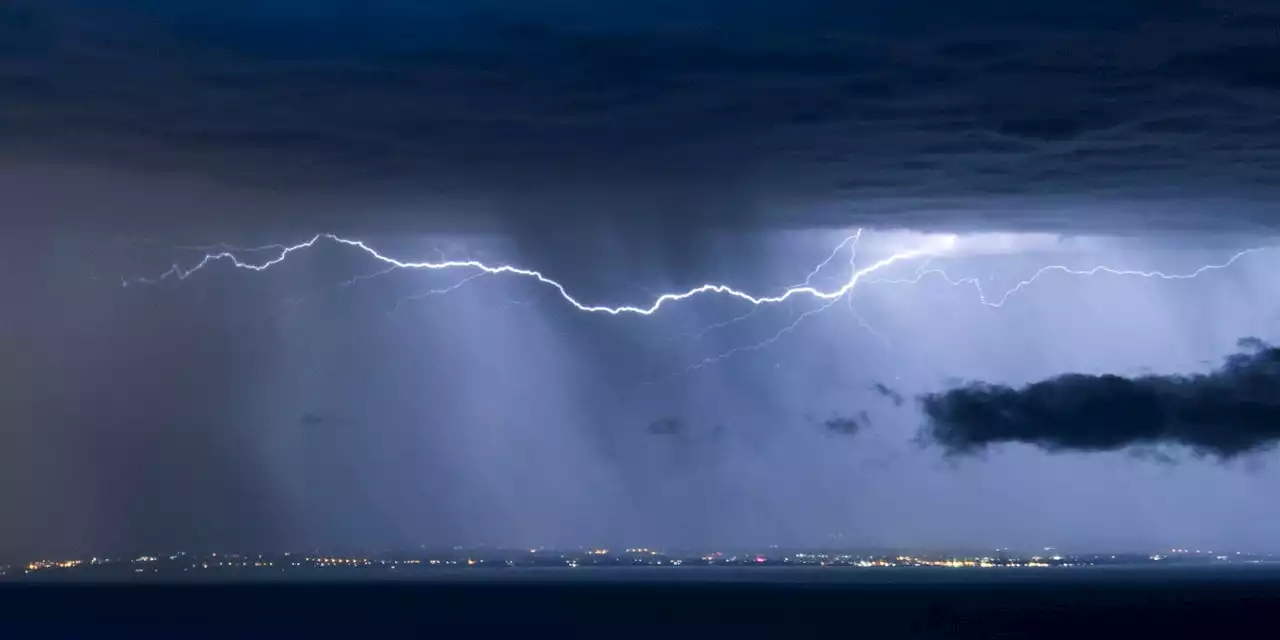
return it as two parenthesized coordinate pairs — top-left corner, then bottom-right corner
(5, 1), (1280, 234)
(870, 383), (905, 408)
(823, 411), (871, 436)
(919, 337), (1280, 459)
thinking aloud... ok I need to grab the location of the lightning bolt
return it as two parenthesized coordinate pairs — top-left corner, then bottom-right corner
(660, 230), (864, 343)
(866, 246), (1270, 308)
(125, 232), (951, 315)
(391, 272), (491, 314)
(671, 295), (847, 376)
(337, 266), (400, 289)
(670, 229), (892, 374)
(673, 239), (1270, 374)
(115, 235), (293, 255)
(843, 241), (891, 349)
(122, 231), (1274, 375)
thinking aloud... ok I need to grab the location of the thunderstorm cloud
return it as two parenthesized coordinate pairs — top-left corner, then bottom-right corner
(5, 1), (1280, 235)
(918, 337), (1280, 460)
(6, 0), (1280, 555)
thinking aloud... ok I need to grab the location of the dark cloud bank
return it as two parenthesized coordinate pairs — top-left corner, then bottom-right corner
(5, 1), (1280, 234)
(919, 337), (1280, 460)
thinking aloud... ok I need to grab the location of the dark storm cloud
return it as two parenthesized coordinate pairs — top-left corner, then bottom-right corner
(6, 1), (1280, 233)
(918, 337), (1280, 460)
(870, 383), (905, 408)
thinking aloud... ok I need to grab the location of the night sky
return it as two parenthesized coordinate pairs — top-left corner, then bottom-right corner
(3, 1), (1280, 557)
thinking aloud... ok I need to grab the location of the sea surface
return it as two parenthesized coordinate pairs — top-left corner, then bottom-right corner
(16, 562), (1280, 583)
(6, 565), (1280, 635)
(286, 563), (1280, 583)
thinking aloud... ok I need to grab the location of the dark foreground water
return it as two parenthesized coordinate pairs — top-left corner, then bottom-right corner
(6, 566), (1280, 637)
(298, 563), (1280, 583)
(14, 562), (1280, 583)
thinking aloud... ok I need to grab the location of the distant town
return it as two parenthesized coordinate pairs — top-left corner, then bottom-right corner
(3, 547), (1277, 581)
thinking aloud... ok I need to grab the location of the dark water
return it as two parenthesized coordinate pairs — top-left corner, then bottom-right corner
(355, 563), (1280, 583)
(6, 566), (1279, 636)
(17, 562), (1280, 584)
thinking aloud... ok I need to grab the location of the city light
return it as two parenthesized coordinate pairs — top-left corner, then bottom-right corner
(5, 546), (1274, 580)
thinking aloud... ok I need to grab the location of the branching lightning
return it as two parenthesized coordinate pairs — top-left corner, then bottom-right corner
(123, 231), (1275, 373)
(673, 295), (848, 376)
(865, 247), (1269, 308)
(125, 231), (950, 315)
(659, 230), (864, 343)
(391, 272), (491, 314)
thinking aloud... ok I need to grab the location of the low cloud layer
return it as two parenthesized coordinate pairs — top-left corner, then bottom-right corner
(919, 338), (1280, 459)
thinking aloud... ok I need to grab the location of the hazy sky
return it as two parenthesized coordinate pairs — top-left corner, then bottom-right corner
(3, 1), (1280, 557)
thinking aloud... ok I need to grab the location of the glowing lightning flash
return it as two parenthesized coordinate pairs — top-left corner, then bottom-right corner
(670, 230), (898, 374)
(391, 272), (491, 314)
(125, 231), (1274, 375)
(126, 232), (952, 316)
(659, 230), (865, 343)
(866, 246), (1270, 308)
